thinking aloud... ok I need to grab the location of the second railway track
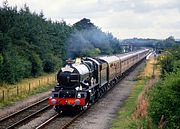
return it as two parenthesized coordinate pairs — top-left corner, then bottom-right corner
(0, 97), (51, 129)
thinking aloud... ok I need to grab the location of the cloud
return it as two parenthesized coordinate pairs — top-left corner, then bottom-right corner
(1, 0), (180, 39)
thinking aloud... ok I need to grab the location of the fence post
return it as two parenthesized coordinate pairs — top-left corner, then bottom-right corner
(17, 86), (19, 95)
(29, 83), (31, 92)
(2, 90), (5, 101)
(39, 80), (40, 86)
(7, 89), (9, 100)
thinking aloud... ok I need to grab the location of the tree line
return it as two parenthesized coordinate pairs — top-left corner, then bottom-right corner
(122, 36), (179, 53)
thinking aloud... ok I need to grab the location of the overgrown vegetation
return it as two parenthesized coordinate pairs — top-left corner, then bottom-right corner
(148, 69), (180, 128)
(147, 46), (180, 128)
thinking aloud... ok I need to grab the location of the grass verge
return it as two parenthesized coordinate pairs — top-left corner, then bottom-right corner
(0, 73), (56, 107)
(0, 83), (54, 108)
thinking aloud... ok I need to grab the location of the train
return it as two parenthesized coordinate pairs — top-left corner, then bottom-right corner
(48, 49), (149, 113)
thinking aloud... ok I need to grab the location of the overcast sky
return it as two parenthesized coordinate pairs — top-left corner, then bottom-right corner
(1, 0), (180, 39)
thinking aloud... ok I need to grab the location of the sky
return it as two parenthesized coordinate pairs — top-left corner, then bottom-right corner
(0, 0), (180, 39)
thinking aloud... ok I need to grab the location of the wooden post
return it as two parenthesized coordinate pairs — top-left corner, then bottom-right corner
(2, 90), (5, 101)
(7, 89), (9, 100)
(47, 77), (49, 84)
(29, 83), (31, 92)
(39, 80), (40, 86)
(17, 86), (19, 95)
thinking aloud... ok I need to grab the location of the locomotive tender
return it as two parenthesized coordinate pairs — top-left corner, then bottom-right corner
(48, 49), (149, 113)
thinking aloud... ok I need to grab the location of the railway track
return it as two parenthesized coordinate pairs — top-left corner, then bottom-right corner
(0, 97), (51, 129)
(35, 102), (94, 129)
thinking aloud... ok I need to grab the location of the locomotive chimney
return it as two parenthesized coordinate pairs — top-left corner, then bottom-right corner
(66, 58), (74, 65)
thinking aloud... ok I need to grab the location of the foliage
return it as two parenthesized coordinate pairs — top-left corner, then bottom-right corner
(148, 69), (180, 129)
(159, 55), (174, 76)
(0, 2), (71, 83)
(147, 46), (180, 128)
(0, 53), (3, 64)
(30, 53), (43, 77)
(158, 46), (180, 77)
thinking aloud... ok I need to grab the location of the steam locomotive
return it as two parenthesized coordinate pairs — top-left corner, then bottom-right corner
(48, 49), (149, 113)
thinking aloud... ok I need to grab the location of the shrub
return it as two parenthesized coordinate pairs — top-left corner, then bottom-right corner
(30, 53), (43, 77)
(148, 69), (180, 128)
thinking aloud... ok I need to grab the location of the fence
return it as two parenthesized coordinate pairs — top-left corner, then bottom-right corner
(0, 75), (56, 102)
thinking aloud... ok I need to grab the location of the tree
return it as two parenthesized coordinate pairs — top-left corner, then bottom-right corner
(30, 53), (43, 77)
(73, 18), (96, 30)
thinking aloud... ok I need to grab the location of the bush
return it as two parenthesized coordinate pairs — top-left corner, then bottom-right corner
(0, 50), (32, 84)
(30, 53), (43, 77)
(148, 69), (180, 128)
(43, 54), (62, 73)
(159, 46), (180, 77)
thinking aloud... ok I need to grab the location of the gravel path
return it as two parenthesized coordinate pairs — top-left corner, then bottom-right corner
(0, 90), (51, 119)
(67, 61), (145, 129)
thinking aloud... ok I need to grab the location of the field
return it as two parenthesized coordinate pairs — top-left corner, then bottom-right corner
(0, 74), (56, 107)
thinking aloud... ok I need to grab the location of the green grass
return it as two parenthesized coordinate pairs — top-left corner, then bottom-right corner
(111, 79), (146, 129)
(0, 84), (54, 108)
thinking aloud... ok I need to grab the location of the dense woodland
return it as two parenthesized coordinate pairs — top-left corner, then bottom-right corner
(0, 3), (72, 84)
(0, 2), (122, 84)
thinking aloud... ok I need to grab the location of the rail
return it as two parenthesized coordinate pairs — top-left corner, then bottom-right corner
(0, 97), (50, 129)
